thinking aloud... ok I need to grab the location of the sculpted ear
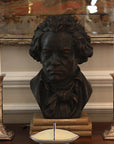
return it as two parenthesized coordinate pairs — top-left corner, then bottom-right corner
(75, 57), (80, 66)
(30, 32), (43, 62)
(72, 48), (79, 65)
(29, 41), (41, 61)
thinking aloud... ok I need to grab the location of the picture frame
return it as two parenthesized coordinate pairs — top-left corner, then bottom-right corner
(0, 0), (113, 44)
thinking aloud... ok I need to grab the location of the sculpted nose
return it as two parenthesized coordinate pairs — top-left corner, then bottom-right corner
(51, 53), (60, 66)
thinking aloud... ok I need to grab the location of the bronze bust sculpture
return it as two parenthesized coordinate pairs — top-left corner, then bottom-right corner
(29, 15), (93, 119)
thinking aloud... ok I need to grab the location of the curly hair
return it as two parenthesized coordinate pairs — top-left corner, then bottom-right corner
(29, 15), (93, 64)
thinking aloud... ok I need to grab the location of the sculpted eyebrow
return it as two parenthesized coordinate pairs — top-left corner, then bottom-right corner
(63, 47), (71, 50)
(42, 47), (50, 51)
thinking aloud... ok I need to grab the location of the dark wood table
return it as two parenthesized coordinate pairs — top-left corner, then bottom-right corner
(0, 123), (114, 144)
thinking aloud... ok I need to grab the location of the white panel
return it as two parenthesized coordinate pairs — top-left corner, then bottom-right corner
(3, 70), (113, 87)
(2, 70), (113, 109)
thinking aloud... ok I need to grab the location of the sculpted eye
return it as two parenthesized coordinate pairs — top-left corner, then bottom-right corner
(63, 49), (71, 57)
(42, 49), (51, 59)
(64, 50), (70, 54)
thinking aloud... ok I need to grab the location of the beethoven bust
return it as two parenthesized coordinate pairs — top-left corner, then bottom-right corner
(29, 15), (93, 118)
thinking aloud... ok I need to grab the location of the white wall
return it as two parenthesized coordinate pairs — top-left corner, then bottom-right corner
(1, 42), (114, 123)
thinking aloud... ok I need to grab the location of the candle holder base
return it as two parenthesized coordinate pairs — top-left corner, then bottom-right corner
(0, 123), (14, 140)
(103, 125), (114, 140)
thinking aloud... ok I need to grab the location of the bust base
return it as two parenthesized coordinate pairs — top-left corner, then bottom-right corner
(30, 111), (92, 137)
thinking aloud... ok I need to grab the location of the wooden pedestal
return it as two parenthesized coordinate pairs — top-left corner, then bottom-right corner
(30, 112), (92, 136)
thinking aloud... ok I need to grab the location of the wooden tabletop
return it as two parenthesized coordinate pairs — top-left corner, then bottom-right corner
(1, 123), (113, 144)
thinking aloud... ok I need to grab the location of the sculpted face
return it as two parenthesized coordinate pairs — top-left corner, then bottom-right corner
(40, 32), (78, 83)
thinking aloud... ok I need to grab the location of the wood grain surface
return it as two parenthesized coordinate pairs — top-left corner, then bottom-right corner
(1, 123), (113, 144)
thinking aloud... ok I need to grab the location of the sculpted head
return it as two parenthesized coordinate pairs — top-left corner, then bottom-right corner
(29, 15), (93, 83)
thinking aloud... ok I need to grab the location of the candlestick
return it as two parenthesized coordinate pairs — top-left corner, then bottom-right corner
(0, 74), (14, 140)
(103, 73), (114, 140)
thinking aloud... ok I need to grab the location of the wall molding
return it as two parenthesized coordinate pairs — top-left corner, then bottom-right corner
(85, 102), (113, 110)
(0, 34), (114, 44)
(2, 70), (113, 88)
(3, 103), (39, 112)
(3, 102), (113, 123)
(3, 102), (113, 113)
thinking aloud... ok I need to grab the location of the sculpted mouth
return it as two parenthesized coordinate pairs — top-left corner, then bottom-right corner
(48, 70), (63, 75)
(50, 71), (62, 75)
